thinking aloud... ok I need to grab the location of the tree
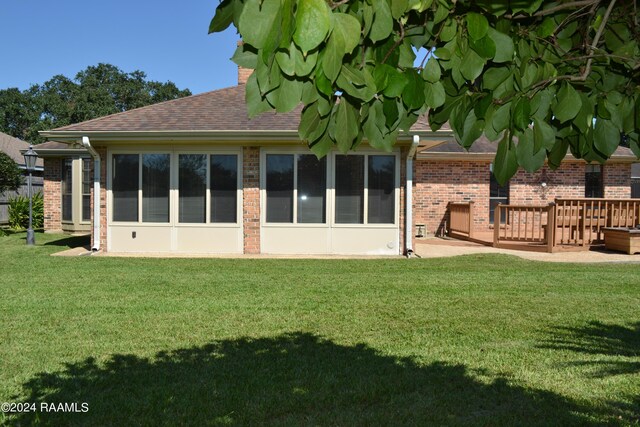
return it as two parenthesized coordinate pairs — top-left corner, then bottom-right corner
(0, 152), (22, 194)
(210, 0), (639, 183)
(0, 64), (192, 145)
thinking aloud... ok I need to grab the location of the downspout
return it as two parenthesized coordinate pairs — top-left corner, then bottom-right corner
(405, 135), (419, 258)
(81, 136), (101, 252)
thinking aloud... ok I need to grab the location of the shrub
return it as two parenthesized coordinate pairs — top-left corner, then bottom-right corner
(0, 152), (23, 194)
(8, 192), (43, 230)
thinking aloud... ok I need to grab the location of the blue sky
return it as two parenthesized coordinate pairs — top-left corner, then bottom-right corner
(0, 1), (240, 94)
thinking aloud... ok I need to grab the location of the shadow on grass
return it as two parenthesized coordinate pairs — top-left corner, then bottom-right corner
(7, 333), (623, 426)
(43, 234), (90, 249)
(541, 321), (640, 377)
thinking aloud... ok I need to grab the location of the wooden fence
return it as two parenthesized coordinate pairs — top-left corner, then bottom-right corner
(0, 181), (43, 225)
(448, 202), (474, 239)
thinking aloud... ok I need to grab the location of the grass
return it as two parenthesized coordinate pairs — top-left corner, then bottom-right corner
(0, 232), (638, 425)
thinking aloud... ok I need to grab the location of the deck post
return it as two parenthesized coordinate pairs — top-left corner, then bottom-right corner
(468, 201), (474, 239)
(546, 203), (556, 253)
(493, 203), (501, 248)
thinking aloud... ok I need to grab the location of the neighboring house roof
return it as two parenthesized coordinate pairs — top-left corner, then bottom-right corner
(30, 141), (89, 158)
(0, 132), (44, 168)
(418, 135), (637, 163)
(40, 85), (449, 142)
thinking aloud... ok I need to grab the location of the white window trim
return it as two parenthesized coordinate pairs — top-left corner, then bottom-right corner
(107, 146), (243, 229)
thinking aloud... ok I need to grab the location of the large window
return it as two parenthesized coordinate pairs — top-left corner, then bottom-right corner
(61, 159), (73, 222)
(585, 164), (604, 198)
(179, 154), (207, 223)
(265, 154), (326, 223)
(82, 159), (91, 222)
(335, 154), (396, 224)
(178, 154), (239, 224)
(113, 153), (171, 223)
(112, 152), (239, 224)
(489, 171), (509, 224)
(211, 155), (238, 223)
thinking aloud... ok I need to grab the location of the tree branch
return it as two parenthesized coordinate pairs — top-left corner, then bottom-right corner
(381, 21), (405, 65)
(506, 1), (600, 19)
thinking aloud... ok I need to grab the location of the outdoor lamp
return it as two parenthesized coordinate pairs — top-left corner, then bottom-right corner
(23, 145), (38, 245)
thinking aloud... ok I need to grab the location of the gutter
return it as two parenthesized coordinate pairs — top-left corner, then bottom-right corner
(81, 137), (101, 252)
(405, 135), (420, 258)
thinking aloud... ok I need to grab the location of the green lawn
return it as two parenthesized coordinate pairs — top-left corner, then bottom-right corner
(0, 232), (638, 426)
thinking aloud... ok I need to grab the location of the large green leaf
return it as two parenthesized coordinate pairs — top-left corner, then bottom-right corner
(460, 110), (484, 149)
(512, 98), (530, 131)
(402, 69), (425, 110)
(333, 13), (362, 54)
(334, 98), (359, 153)
(238, 0), (281, 49)
(547, 138), (569, 169)
(209, 0), (234, 33)
(492, 102), (511, 134)
(466, 12), (489, 41)
(391, 0), (408, 19)
(533, 118), (555, 151)
(493, 132), (518, 185)
(552, 82), (582, 124)
(294, 0), (331, 53)
(369, 0), (394, 42)
(424, 81), (445, 109)
(309, 130), (334, 158)
(422, 57), (441, 83)
(593, 118), (620, 157)
(487, 28), (514, 63)
(384, 68), (408, 97)
(231, 44), (258, 69)
(299, 102), (329, 142)
(245, 73), (273, 118)
(516, 128), (545, 173)
(460, 49), (485, 81)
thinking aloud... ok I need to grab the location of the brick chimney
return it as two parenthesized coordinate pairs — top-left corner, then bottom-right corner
(238, 66), (252, 85)
(236, 39), (252, 85)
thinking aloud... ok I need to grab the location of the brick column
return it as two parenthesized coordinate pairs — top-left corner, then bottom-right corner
(43, 158), (62, 232)
(243, 146), (260, 254)
(89, 147), (108, 251)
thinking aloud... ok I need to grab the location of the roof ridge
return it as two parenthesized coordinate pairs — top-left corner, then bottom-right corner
(53, 86), (243, 131)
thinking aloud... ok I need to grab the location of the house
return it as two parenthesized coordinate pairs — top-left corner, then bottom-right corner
(30, 141), (91, 234)
(0, 132), (43, 224)
(39, 69), (637, 255)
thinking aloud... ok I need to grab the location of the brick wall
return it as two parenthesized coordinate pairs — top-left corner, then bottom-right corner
(243, 146), (260, 254)
(414, 160), (633, 236)
(415, 160), (491, 236)
(604, 163), (631, 198)
(43, 158), (62, 232)
(238, 67), (252, 85)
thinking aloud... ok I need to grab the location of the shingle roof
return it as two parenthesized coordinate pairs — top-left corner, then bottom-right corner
(47, 85), (445, 136)
(419, 135), (637, 160)
(51, 85), (436, 133)
(0, 132), (44, 167)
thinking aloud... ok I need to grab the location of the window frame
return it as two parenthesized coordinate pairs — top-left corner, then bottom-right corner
(107, 147), (242, 228)
(81, 158), (92, 223)
(175, 150), (242, 227)
(260, 148), (400, 228)
(61, 158), (73, 224)
(332, 152), (400, 227)
(261, 149), (330, 227)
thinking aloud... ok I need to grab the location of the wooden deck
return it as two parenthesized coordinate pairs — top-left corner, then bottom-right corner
(447, 198), (640, 253)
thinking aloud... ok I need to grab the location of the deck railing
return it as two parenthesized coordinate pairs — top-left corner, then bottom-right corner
(448, 202), (474, 239)
(554, 198), (640, 246)
(493, 204), (554, 252)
